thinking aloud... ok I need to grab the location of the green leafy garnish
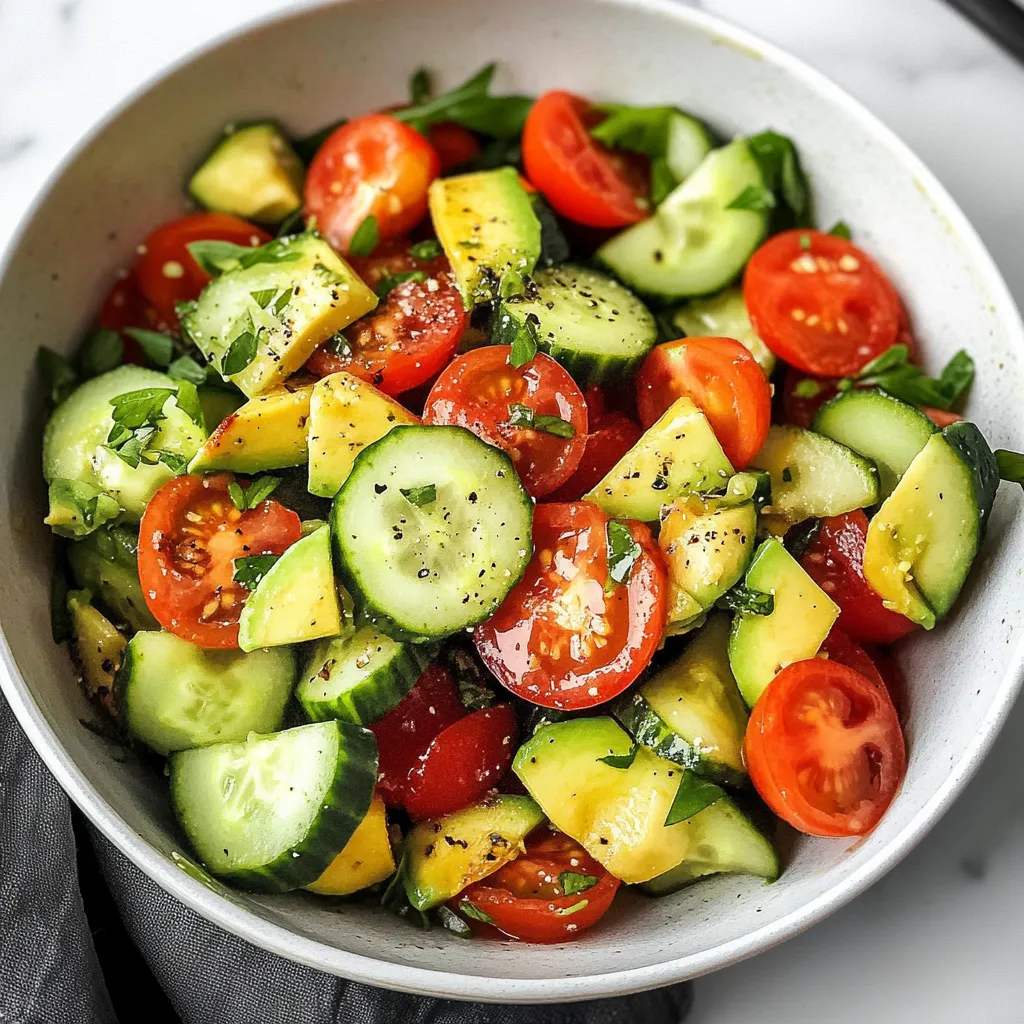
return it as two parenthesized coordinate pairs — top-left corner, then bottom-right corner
(186, 237), (302, 277)
(400, 483), (437, 507)
(229, 475), (281, 511)
(507, 312), (540, 368)
(726, 184), (777, 213)
(443, 643), (499, 712)
(409, 238), (443, 262)
(171, 380), (203, 428)
(664, 771), (724, 827)
(38, 347), (78, 406)
(457, 901), (496, 926)
(167, 354), (208, 386)
(104, 387), (192, 470)
(349, 215), (380, 258)
(555, 899), (590, 917)
(437, 905), (472, 938)
(249, 287), (291, 316)
(838, 344), (974, 411)
(716, 584), (775, 616)
(746, 131), (812, 230)
(507, 403), (576, 439)
(829, 220), (852, 240)
(232, 554), (280, 590)
(995, 450), (1024, 489)
(376, 270), (427, 301)
(532, 194), (571, 268)
(410, 67), (432, 105)
(598, 743), (639, 769)
(605, 519), (641, 590)
(799, 233), (812, 250)
(222, 318), (260, 376)
(78, 329), (124, 379)
(792, 378), (823, 399)
(45, 479), (120, 539)
(558, 871), (599, 897)
(124, 328), (175, 368)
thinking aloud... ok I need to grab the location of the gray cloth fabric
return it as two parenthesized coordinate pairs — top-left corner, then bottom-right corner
(0, 693), (693, 1024)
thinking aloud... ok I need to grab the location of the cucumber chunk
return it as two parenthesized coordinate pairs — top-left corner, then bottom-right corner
(664, 110), (715, 182)
(305, 794), (395, 896)
(331, 425), (533, 642)
(118, 631), (296, 756)
(728, 538), (839, 706)
(170, 720), (377, 892)
(671, 287), (776, 375)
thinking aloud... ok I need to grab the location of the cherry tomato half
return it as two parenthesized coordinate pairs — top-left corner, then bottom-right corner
(135, 213), (270, 329)
(635, 337), (771, 469)
(451, 831), (620, 943)
(475, 502), (666, 710)
(547, 412), (642, 502)
(522, 91), (646, 229)
(428, 122), (481, 172)
(744, 230), (902, 377)
(403, 704), (517, 821)
(423, 346), (588, 497)
(304, 114), (439, 254)
(801, 510), (918, 645)
(819, 626), (885, 690)
(745, 658), (906, 837)
(862, 644), (909, 725)
(306, 239), (466, 395)
(138, 474), (301, 648)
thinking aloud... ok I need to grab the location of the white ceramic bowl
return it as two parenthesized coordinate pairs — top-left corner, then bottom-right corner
(3, 0), (1024, 1004)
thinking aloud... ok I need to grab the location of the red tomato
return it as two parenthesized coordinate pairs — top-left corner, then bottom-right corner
(863, 644), (909, 725)
(474, 502), (665, 710)
(304, 114), (439, 253)
(451, 831), (620, 943)
(819, 627), (885, 690)
(801, 511), (918, 645)
(135, 213), (270, 329)
(422, 346), (588, 497)
(744, 230), (902, 377)
(96, 272), (163, 364)
(428, 122), (481, 172)
(137, 474), (301, 648)
(745, 659), (906, 837)
(547, 413), (641, 502)
(305, 239), (465, 395)
(369, 665), (465, 808)
(403, 704), (517, 820)
(522, 91), (646, 229)
(921, 406), (963, 427)
(781, 367), (839, 428)
(635, 337), (771, 469)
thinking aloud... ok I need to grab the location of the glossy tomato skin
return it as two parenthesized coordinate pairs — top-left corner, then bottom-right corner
(921, 406), (963, 427)
(451, 831), (620, 943)
(135, 213), (270, 328)
(547, 412), (642, 502)
(304, 114), (439, 253)
(522, 91), (646, 229)
(862, 644), (909, 725)
(475, 502), (666, 710)
(305, 239), (465, 395)
(369, 664), (465, 808)
(402, 704), (517, 821)
(801, 510), (917, 645)
(423, 346), (588, 497)
(138, 474), (301, 648)
(744, 230), (902, 377)
(819, 626), (885, 690)
(635, 337), (771, 469)
(428, 122), (481, 172)
(745, 659), (906, 837)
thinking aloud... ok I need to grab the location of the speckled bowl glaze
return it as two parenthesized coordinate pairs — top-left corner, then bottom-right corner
(2, 0), (1023, 1003)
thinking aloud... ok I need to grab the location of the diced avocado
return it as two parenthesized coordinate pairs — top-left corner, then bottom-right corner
(864, 422), (997, 628)
(67, 525), (158, 632)
(665, 590), (706, 639)
(584, 397), (734, 522)
(615, 615), (748, 785)
(189, 384), (313, 474)
(671, 287), (776, 375)
(513, 717), (719, 884)
(306, 373), (419, 497)
(45, 479), (120, 539)
(67, 590), (125, 716)
(181, 234), (377, 398)
(428, 167), (541, 306)
(403, 794), (545, 911)
(305, 794), (395, 896)
(188, 122), (304, 225)
(237, 525), (341, 651)
(728, 538), (839, 706)
(198, 387), (245, 433)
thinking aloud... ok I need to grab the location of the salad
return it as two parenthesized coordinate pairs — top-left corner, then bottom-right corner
(38, 63), (1024, 944)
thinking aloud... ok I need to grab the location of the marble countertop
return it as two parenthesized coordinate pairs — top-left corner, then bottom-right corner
(2, 0), (1023, 1020)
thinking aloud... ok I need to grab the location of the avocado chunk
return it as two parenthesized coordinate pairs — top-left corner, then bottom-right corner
(237, 525), (341, 651)
(189, 383), (313, 474)
(513, 717), (723, 884)
(864, 421), (997, 628)
(615, 615), (749, 785)
(306, 372), (419, 497)
(67, 590), (125, 716)
(671, 287), (776, 376)
(584, 397), (734, 522)
(182, 234), (377, 398)
(403, 794), (545, 911)
(306, 794), (396, 896)
(189, 122), (304, 225)
(428, 167), (541, 306)
(728, 538), (839, 706)
(45, 479), (120, 540)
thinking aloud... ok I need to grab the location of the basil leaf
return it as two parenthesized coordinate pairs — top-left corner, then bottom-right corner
(242, 475), (281, 509)
(598, 743), (639, 769)
(227, 481), (247, 511)
(558, 871), (599, 897)
(437, 905), (472, 938)
(232, 554), (280, 590)
(858, 344), (910, 377)
(349, 215), (379, 258)
(187, 237), (302, 277)
(995, 449), (1024, 489)
(507, 313), (539, 368)
(124, 328), (175, 368)
(167, 354), (208, 385)
(408, 238), (443, 262)
(938, 350), (975, 403)
(400, 483), (437, 507)
(222, 320), (259, 376)
(746, 131), (812, 230)
(292, 120), (346, 165)
(606, 519), (641, 589)
(376, 270), (426, 301)
(555, 899), (590, 917)
(458, 901), (495, 926)
(664, 771), (724, 827)
(853, 347), (974, 411)
(506, 403), (575, 439)
(829, 220), (852, 240)
(716, 584), (775, 616)
(410, 67), (431, 105)
(38, 347), (78, 406)
(726, 184), (776, 213)
(532, 194), (571, 268)
(173, 381), (204, 428)
(78, 329), (124, 379)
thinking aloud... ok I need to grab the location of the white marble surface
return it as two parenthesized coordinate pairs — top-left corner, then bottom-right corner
(3, 0), (1024, 1020)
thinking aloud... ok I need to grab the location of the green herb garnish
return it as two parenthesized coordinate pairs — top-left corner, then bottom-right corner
(232, 554), (280, 590)
(716, 584), (775, 616)
(507, 402), (576, 439)
(124, 328), (175, 368)
(664, 771), (724, 827)
(605, 519), (641, 590)
(349, 215), (380, 258)
(376, 270), (427, 301)
(558, 871), (599, 897)
(400, 483), (437, 507)
(726, 184), (777, 213)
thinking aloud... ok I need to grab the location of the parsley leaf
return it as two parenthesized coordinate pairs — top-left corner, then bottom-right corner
(409, 238), (443, 262)
(598, 743), (639, 769)
(829, 220), (852, 240)
(108, 387), (175, 430)
(746, 131), (812, 230)
(726, 184), (777, 213)
(172, 380), (204, 428)
(349, 215), (379, 258)
(664, 771), (724, 827)
(507, 403), (576, 439)
(558, 871), (599, 897)
(78, 329), (124, 379)
(605, 519), (641, 589)
(186, 237), (302, 277)
(376, 270), (426, 301)
(222, 319), (260, 376)
(232, 554), (280, 590)
(227, 481), (246, 511)
(37, 347), (78, 406)
(716, 584), (775, 616)
(228, 475), (280, 512)
(103, 386), (199, 471)
(842, 345), (974, 411)
(457, 901), (496, 926)
(124, 328), (175, 368)
(167, 354), (208, 385)
(995, 450), (1024, 489)
(400, 483), (437, 507)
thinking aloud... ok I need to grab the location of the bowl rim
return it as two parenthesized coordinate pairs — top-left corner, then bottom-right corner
(3, 0), (1024, 1003)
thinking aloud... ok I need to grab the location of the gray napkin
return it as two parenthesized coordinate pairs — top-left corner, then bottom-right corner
(0, 694), (693, 1024)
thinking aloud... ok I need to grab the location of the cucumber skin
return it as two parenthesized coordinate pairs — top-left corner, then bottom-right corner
(170, 721), (378, 893)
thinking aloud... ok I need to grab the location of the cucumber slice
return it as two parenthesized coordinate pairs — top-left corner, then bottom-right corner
(728, 538), (839, 706)
(170, 720), (377, 892)
(664, 111), (715, 182)
(118, 631), (296, 756)
(297, 625), (433, 725)
(639, 798), (778, 895)
(331, 425), (533, 642)
(751, 425), (879, 524)
(614, 615), (748, 785)
(596, 140), (768, 301)
(812, 388), (936, 500)
(492, 265), (657, 388)
(864, 421), (997, 628)
(670, 287), (776, 375)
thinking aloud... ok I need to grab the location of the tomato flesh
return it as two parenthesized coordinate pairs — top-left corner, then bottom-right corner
(547, 412), (642, 502)
(745, 659), (906, 837)
(635, 337), (771, 469)
(422, 346), (588, 497)
(744, 230), (902, 377)
(137, 474), (301, 649)
(474, 502), (666, 709)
